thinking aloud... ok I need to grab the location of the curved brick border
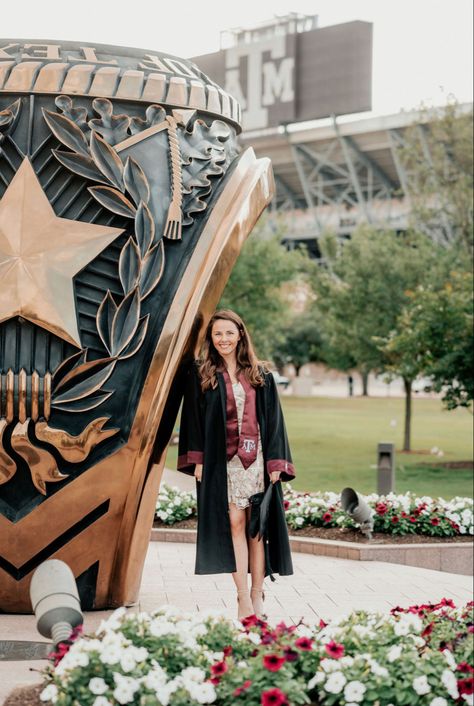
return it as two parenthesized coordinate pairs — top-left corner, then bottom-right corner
(150, 528), (473, 576)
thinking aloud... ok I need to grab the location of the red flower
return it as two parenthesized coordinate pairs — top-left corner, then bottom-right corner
(458, 678), (474, 695)
(283, 500), (290, 510)
(376, 502), (388, 515)
(263, 654), (286, 672)
(319, 618), (328, 628)
(322, 512), (332, 523)
(223, 645), (233, 656)
(391, 516), (399, 523)
(234, 679), (252, 696)
(439, 598), (456, 608)
(409, 516), (417, 523)
(241, 614), (259, 628)
(261, 687), (288, 706)
(431, 518), (440, 526)
(295, 636), (313, 651)
(209, 677), (220, 685)
(422, 622), (434, 637)
(401, 511), (407, 518)
(458, 662), (474, 674)
(211, 661), (228, 676)
(324, 641), (344, 659)
(283, 647), (299, 662)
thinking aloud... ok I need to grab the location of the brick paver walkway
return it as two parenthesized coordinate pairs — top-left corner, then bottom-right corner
(1, 540), (472, 704)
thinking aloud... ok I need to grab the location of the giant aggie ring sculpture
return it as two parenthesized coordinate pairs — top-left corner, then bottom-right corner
(0, 40), (274, 612)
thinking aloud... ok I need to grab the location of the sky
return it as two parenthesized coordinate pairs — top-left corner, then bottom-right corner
(2, 0), (473, 117)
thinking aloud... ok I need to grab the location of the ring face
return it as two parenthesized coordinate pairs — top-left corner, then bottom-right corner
(0, 40), (273, 612)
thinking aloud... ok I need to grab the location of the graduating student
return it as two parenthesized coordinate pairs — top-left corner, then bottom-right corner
(177, 309), (295, 619)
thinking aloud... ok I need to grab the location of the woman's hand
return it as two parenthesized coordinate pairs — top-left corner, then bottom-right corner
(194, 464), (203, 482)
(270, 471), (281, 484)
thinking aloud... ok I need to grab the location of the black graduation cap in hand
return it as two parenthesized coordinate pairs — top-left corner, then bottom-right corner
(249, 483), (276, 581)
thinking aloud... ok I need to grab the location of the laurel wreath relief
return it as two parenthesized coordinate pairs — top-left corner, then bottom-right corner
(40, 96), (236, 415)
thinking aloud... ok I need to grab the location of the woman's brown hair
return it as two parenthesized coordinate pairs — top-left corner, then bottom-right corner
(198, 309), (268, 391)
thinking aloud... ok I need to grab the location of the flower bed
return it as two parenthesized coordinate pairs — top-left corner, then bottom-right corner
(39, 599), (474, 706)
(155, 485), (474, 539)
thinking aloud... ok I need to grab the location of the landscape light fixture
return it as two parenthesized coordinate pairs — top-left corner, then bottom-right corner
(30, 560), (83, 647)
(341, 487), (374, 539)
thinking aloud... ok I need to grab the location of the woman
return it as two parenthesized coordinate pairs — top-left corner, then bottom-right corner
(177, 310), (295, 620)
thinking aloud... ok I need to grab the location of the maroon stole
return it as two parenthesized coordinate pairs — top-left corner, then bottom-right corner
(222, 369), (259, 469)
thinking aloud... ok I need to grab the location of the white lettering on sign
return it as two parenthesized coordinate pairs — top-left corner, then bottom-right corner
(225, 35), (294, 130)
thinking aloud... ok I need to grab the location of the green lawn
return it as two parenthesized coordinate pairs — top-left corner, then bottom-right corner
(165, 397), (473, 499)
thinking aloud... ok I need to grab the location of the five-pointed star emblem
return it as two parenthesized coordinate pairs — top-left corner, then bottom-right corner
(0, 158), (124, 347)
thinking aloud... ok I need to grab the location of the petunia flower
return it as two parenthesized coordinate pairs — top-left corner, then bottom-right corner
(324, 641), (345, 659)
(263, 654), (286, 672)
(295, 636), (313, 651)
(261, 687), (288, 706)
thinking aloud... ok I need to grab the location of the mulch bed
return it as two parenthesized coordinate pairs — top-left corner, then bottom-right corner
(153, 519), (473, 545)
(4, 684), (43, 706)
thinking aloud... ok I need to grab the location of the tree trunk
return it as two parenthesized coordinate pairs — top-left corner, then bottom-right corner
(361, 371), (369, 396)
(403, 377), (412, 452)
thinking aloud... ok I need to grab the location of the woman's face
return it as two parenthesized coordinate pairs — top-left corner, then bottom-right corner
(211, 319), (240, 360)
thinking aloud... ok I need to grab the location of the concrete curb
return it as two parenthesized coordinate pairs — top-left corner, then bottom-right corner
(150, 528), (473, 575)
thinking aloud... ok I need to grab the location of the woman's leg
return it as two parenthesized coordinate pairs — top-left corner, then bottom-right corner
(229, 503), (253, 618)
(246, 506), (266, 617)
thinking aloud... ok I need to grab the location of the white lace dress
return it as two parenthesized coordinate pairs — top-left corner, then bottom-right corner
(227, 382), (265, 509)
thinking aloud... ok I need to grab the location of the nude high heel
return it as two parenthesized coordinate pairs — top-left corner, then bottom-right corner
(237, 590), (254, 620)
(250, 587), (266, 619)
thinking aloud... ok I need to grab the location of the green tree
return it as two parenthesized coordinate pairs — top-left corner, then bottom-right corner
(313, 227), (436, 396)
(272, 311), (324, 375)
(399, 101), (473, 251)
(219, 217), (307, 359)
(380, 271), (473, 441)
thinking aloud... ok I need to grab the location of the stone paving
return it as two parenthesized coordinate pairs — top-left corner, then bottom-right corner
(1, 540), (472, 704)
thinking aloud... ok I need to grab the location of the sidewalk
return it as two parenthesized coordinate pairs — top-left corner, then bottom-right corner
(1, 540), (472, 704)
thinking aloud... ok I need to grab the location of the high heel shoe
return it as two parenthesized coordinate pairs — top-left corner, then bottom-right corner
(237, 590), (254, 620)
(250, 587), (266, 619)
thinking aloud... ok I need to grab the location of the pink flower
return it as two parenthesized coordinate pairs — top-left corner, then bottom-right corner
(261, 688), (288, 706)
(234, 679), (252, 696)
(295, 636), (313, 651)
(263, 654), (286, 672)
(211, 660), (228, 676)
(324, 641), (344, 659)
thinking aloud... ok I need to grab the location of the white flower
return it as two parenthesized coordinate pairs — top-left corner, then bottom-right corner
(99, 644), (122, 665)
(344, 681), (366, 703)
(40, 684), (58, 703)
(93, 699), (112, 706)
(113, 674), (139, 705)
(413, 675), (431, 695)
(441, 669), (459, 699)
(324, 671), (347, 694)
(187, 681), (217, 704)
(120, 650), (137, 672)
(89, 677), (108, 695)
(442, 649), (457, 670)
(387, 644), (402, 662)
(308, 671), (325, 689)
(370, 660), (388, 677)
(320, 658), (341, 673)
(295, 516), (304, 526)
(143, 666), (168, 690)
(181, 666), (205, 683)
(430, 698), (448, 706)
(394, 621), (410, 636)
(462, 694), (474, 706)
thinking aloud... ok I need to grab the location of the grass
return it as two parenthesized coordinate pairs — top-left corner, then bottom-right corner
(165, 396), (473, 499)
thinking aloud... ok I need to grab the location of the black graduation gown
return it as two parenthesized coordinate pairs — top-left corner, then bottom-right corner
(177, 364), (294, 577)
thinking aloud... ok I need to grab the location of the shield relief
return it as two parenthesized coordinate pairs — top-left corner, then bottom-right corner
(0, 41), (274, 611)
